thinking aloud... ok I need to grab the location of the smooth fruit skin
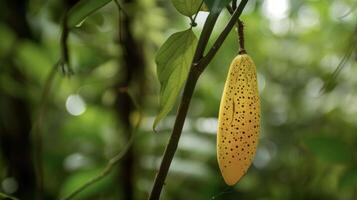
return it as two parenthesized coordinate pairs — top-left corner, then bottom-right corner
(217, 54), (260, 186)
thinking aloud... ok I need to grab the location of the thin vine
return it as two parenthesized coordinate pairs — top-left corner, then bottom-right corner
(60, 90), (142, 200)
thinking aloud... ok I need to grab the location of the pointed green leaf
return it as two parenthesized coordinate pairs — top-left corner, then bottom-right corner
(153, 29), (198, 130)
(203, 0), (232, 12)
(67, 0), (112, 28)
(172, 0), (202, 17)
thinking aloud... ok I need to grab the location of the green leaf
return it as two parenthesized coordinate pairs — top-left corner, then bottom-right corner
(67, 0), (112, 28)
(339, 169), (357, 190)
(303, 136), (352, 164)
(15, 41), (54, 83)
(0, 23), (16, 58)
(172, 0), (202, 17)
(203, 0), (232, 12)
(153, 29), (198, 130)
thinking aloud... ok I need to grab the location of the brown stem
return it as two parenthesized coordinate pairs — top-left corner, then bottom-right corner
(238, 19), (246, 54)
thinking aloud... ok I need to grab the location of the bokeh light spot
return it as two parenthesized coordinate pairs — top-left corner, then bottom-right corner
(66, 94), (86, 116)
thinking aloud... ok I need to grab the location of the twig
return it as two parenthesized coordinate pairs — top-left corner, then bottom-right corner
(190, 0), (204, 27)
(148, 1), (249, 199)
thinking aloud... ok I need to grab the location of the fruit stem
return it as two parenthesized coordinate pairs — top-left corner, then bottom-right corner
(238, 19), (246, 55)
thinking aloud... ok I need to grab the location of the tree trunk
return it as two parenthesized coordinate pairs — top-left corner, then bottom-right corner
(0, 0), (37, 199)
(114, 0), (146, 199)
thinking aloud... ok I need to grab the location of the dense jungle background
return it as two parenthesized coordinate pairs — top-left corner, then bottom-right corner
(1, 0), (357, 199)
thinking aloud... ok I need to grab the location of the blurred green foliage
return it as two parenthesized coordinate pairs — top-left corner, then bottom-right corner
(0, 0), (357, 199)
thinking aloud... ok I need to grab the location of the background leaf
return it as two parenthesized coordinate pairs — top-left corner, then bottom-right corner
(67, 0), (112, 28)
(203, 0), (232, 12)
(303, 136), (352, 164)
(339, 169), (357, 190)
(153, 29), (198, 130)
(172, 0), (202, 17)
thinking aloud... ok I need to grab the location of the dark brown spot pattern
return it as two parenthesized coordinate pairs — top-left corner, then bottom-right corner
(216, 54), (260, 186)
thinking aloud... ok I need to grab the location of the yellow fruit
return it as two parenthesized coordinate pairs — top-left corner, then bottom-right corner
(217, 54), (260, 186)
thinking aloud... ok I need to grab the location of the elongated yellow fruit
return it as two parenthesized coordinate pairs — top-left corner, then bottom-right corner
(217, 54), (260, 186)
